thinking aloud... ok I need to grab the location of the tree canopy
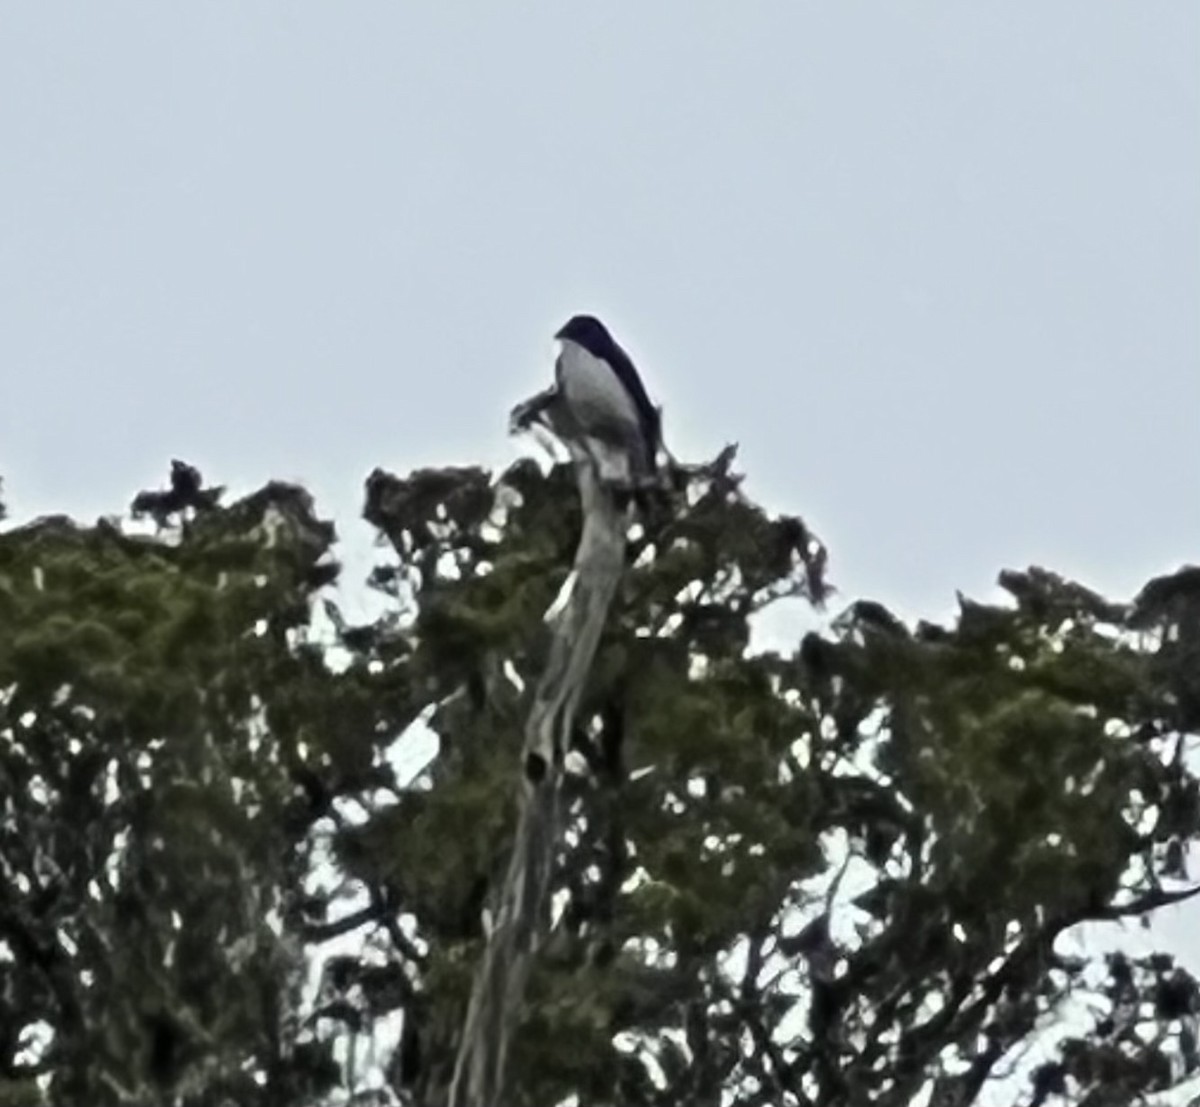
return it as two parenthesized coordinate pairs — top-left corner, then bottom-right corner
(1, 455), (1199, 1107)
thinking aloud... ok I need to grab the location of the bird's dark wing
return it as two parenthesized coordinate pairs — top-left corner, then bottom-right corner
(602, 341), (661, 460)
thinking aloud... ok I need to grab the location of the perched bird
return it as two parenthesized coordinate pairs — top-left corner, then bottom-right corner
(552, 314), (661, 486)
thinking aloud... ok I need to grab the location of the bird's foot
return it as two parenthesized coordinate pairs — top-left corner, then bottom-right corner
(509, 387), (559, 434)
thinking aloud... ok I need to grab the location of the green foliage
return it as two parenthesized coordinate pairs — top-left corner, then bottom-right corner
(2, 456), (1199, 1107)
(0, 475), (345, 1105)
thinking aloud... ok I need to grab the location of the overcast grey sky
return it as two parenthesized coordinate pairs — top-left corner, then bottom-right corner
(2, 2), (1198, 965)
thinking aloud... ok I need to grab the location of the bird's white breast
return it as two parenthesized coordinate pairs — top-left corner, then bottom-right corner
(556, 339), (641, 430)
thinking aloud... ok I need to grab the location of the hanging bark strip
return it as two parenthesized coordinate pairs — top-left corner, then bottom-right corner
(448, 404), (629, 1107)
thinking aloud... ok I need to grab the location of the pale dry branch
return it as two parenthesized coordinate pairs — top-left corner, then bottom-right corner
(447, 396), (630, 1107)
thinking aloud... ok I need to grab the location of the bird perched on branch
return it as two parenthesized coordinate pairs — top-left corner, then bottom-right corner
(512, 314), (665, 494)
(554, 314), (661, 485)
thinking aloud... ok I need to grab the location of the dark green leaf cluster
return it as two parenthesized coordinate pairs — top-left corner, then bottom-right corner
(1, 457), (1198, 1107)
(351, 459), (1200, 1107)
(0, 472), (346, 1106)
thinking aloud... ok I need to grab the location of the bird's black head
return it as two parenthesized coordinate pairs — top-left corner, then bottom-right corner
(555, 314), (616, 360)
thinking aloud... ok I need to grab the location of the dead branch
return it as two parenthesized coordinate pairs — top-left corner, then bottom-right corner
(447, 398), (629, 1107)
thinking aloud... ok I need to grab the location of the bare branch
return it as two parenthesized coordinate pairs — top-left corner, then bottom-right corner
(448, 442), (629, 1107)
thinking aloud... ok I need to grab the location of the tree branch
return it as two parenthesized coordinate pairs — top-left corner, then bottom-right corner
(1090, 882), (1200, 921)
(448, 410), (630, 1107)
